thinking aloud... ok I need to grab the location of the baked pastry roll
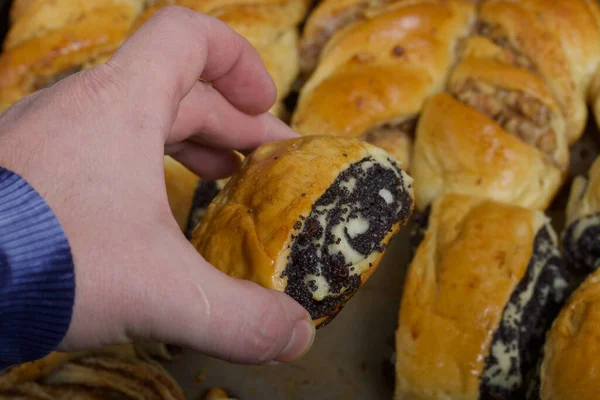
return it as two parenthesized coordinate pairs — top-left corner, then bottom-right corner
(0, 0), (145, 112)
(0, 342), (184, 400)
(292, 0), (476, 170)
(191, 135), (414, 327)
(395, 194), (569, 400)
(563, 155), (600, 275)
(475, 0), (600, 144)
(530, 268), (600, 400)
(411, 92), (564, 211)
(131, 0), (311, 118)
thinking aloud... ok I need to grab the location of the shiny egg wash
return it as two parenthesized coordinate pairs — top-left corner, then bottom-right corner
(281, 156), (413, 325)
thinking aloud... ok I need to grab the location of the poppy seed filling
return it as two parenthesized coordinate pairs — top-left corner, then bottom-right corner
(479, 226), (569, 399)
(282, 156), (412, 320)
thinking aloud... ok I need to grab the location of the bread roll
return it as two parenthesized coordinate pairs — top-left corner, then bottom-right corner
(191, 136), (414, 327)
(0, 0), (144, 112)
(395, 193), (569, 400)
(292, 0), (475, 170)
(533, 268), (600, 400)
(563, 155), (600, 275)
(130, 0), (311, 118)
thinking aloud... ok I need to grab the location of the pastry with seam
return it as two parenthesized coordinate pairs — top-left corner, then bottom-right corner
(528, 268), (600, 400)
(395, 193), (569, 399)
(0, 0), (145, 112)
(191, 135), (414, 327)
(562, 155), (600, 277)
(292, 0), (476, 171)
(409, 0), (600, 211)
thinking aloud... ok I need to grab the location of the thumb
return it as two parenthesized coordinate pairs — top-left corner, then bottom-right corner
(130, 229), (316, 365)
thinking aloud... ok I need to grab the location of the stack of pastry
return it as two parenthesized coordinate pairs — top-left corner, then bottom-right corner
(292, 0), (600, 398)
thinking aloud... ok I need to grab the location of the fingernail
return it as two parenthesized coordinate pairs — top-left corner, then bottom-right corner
(274, 318), (315, 363)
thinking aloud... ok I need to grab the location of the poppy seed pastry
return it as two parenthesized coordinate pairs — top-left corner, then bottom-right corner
(532, 268), (600, 400)
(563, 155), (600, 275)
(191, 135), (414, 327)
(395, 194), (569, 400)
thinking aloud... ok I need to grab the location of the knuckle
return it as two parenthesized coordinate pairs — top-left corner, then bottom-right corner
(65, 64), (123, 110)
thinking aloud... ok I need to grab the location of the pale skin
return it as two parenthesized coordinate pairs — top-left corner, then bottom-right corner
(0, 6), (315, 365)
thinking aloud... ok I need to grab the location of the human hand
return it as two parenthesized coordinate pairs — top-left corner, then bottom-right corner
(0, 6), (315, 365)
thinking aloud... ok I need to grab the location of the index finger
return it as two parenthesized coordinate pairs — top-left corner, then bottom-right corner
(108, 6), (276, 116)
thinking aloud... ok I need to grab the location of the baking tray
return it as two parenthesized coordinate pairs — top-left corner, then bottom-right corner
(2, 2), (600, 399)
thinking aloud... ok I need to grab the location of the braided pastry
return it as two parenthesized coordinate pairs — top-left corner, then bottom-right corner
(294, 0), (600, 211)
(293, 0), (475, 171)
(0, 0), (145, 112)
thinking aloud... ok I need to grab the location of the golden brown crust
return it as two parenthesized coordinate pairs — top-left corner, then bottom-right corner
(298, 0), (389, 77)
(0, 1), (142, 112)
(411, 92), (563, 211)
(395, 194), (539, 400)
(448, 56), (569, 170)
(292, 0), (476, 171)
(540, 269), (600, 400)
(191, 135), (414, 325)
(478, 0), (600, 144)
(163, 156), (200, 232)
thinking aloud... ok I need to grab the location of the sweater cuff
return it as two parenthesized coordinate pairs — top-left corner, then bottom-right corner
(0, 167), (75, 370)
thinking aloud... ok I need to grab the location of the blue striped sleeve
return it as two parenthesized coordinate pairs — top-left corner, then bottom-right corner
(0, 167), (75, 371)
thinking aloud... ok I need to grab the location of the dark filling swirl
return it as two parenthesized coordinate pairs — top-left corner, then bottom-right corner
(282, 157), (412, 324)
(479, 226), (570, 399)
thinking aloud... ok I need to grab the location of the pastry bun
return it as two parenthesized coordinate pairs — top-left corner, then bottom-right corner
(191, 135), (414, 327)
